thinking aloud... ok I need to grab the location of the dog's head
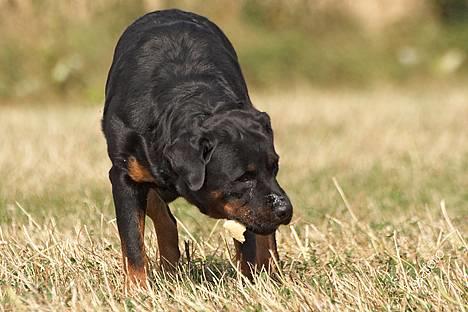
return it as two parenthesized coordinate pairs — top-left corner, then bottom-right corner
(165, 109), (292, 234)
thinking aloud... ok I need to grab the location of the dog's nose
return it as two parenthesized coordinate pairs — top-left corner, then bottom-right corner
(274, 203), (292, 222)
(265, 194), (293, 223)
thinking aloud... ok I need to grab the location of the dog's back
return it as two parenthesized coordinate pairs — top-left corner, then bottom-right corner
(103, 9), (249, 133)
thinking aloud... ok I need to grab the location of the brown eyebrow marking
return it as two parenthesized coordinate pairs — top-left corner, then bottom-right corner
(210, 191), (223, 200)
(247, 164), (256, 172)
(127, 156), (154, 183)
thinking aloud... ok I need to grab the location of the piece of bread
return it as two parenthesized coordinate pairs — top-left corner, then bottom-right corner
(223, 220), (246, 243)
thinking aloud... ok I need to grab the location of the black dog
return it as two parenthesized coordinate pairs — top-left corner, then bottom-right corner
(102, 9), (293, 285)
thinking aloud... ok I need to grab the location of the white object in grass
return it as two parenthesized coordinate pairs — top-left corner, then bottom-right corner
(223, 220), (246, 243)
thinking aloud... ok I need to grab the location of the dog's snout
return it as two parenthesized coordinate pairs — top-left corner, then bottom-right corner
(265, 193), (292, 223)
(274, 204), (291, 221)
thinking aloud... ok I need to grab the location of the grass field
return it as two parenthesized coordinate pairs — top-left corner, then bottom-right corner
(0, 88), (467, 311)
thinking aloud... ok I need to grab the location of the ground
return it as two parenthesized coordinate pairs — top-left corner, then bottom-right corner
(0, 88), (466, 311)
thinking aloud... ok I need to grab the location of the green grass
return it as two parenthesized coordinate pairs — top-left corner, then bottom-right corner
(0, 88), (467, 310)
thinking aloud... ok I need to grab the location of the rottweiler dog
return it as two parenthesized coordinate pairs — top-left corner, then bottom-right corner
(102, 9), (293, 286)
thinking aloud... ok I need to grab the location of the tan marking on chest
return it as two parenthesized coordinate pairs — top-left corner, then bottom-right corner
(127, 156), (154, 183)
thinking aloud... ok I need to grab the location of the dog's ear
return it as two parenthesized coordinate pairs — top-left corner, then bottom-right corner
(165, 133), (215, 191)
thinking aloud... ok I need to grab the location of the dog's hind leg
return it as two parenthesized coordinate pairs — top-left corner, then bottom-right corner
(146, 189), (180, 271)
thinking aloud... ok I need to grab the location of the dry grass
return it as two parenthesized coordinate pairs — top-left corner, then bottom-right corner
(0, 88), (467, 311)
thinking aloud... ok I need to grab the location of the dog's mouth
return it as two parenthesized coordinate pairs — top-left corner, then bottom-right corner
(221, 199), (287, 235)
(229, 215), (280, 235)
(247, 223), (278, 235)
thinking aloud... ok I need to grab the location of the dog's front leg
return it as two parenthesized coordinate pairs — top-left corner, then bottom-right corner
(255, 232), (279, 272)
(234, 230), (256, 279)
(109, 166), (148, 288)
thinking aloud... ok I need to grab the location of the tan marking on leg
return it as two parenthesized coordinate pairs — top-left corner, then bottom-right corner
(121, 209), (148, 288)
(255, 232), (279, 273)
(127, 156), (154, 183)
(146, 189), (180, 270)
(127, 262), (147, 288)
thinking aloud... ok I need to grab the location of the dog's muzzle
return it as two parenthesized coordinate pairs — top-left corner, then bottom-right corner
(265, 193), (293, 224)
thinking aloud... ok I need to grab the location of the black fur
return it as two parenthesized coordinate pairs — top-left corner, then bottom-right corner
(102, 9), (292, 271)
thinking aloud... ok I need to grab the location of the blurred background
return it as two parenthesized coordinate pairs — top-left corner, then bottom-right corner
(1, 0), (468, 104)
(1, 3), (466, 308)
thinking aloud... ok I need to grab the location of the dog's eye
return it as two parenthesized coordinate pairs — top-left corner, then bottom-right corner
(235, 171), (256, 183)
(225, 191), (243, 200)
